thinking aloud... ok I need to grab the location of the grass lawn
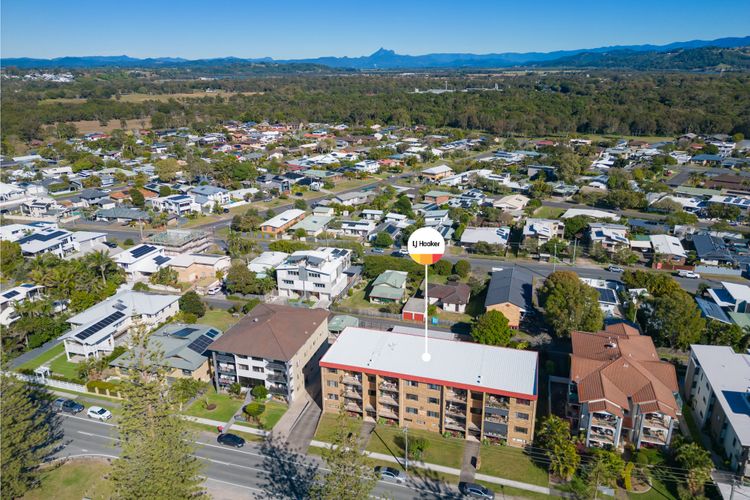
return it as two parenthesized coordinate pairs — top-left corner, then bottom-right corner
(314, 412), (364, 443)
(48, 355), (83, 380)
(479, 444), (549, 487)
(366, 425), (465, 469)
(200, 310), (240, 331)
(628, 476), (678, 500)
(242, 400), (288, 430)
(533, 206), (565, 219)
(477, 481), (552, 500)
(22, 459), (113, 500)
(16, 343), (65, 371)
(185, 389), (245, 423)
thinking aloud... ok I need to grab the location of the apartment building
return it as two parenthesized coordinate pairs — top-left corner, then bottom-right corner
(148, 194), (200, 215)
(522, 218), (565, 248)
(207, 304), (329, 402)
(260, 209), (306, 235)
(276, 247), (352, 302)
(145, 229), (210, 256)
(567, 323), (680, 450)
(684, 345), (750, 477)
(320, 327), (539, 447)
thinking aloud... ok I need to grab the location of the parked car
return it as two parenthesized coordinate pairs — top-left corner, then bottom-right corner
(53, 397), (84, 415)
(103, 241), (118, 249)
(206, 284), (222, 295)
(397, 248), (409, 256)
(607, 265), (624, 273)
(372, 248), (385, 254)
(459, 482), (495, 498)
(86, 406), (112, 421)
(678, 270), (701, 279)
(375, 466), (405, 484)
(217, 433), (245, 448)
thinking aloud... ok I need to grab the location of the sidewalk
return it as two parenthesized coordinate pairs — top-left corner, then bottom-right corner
(181, 415), (269, 437)
(308, 440), (551, 495)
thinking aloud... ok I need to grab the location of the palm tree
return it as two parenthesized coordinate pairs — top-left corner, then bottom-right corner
(86, 250), (114, 285)
(27, 254), (57, 288)
(675, 442), (713, 497)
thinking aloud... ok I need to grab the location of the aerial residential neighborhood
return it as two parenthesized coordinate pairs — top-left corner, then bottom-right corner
(1, 4), (750, 500)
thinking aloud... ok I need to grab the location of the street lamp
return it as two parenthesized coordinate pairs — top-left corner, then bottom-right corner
(403, 425), (409, 472)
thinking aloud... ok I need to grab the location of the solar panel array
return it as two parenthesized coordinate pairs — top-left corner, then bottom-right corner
(17, 230), (67, 244)
(153, 255), (170, 265)
(171, 327), (198, 338)
(2, 290), (19, 299)
(186, 334), (213, 355)
(205, 329), (219, 339)
(130, 245), (156, 258)
(75, 311), (126, 341)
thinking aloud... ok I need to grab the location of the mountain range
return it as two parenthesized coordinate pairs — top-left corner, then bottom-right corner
(3, 35), (749, 70)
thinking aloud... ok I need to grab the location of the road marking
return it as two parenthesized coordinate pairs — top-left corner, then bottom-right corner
(202, 477), (264, 493)
(62, 413), (116, 427)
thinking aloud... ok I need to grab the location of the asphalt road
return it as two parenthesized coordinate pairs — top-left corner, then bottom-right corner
(56, 414), (464, 499)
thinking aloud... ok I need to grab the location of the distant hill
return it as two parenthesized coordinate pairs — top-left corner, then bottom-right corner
(2, 35), (749, 70)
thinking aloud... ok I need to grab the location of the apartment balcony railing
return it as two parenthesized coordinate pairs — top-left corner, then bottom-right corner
(589, 429), (616, 443)
(345, 402), (363, 413)
(217, 364), (236, 374)
(379, 382), (398, 392)
(267, 373), (287, 383)
(215, 354), (235, 363)
(445, 390), (467, 403)
(445, 405), (466, 417)
(643, 415), (670, 431)
(342, 375), (362, 386)
(344, 390), (363, 400)
(379, 407), (399, 419)
(486, 396), (510, 409)
(379, 394), (399, 406)
(444, 418), (465, 431)
(591, 414), (618, 429)
(484, 413), (508, 424)
(267, 361), (286, 371)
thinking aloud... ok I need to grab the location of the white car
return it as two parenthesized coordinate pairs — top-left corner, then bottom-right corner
(87, 406), (112, 421)
(678, 270), (701, 279)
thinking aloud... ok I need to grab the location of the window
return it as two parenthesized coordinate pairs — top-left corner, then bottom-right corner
(238, 364), (249, 371)
(515, 412), (530, 421)
(328, 368), (338, 374)
(252, 367), (264, 373)
(514, 426), (529, 434)
(368, 390), (376, 396)
(327, 380), (338, 388)
(252, 357), (263, 361)
(427, 411), (440, 418)
(470, 408), (482, 415)
(314, 283), (325, 289)
(328, 394), (339, 401)
(309, 272), (320, 278)
(516, 398), (531, 406)
(428, 397), (439, 405)
(182, 369), (192, 376)
(288, 270), (299, 276)
(406, 380), (419, 387)
(427, 383), (439, 390)
(283, 279), (294, 285)
(368, 375), (376, 382)
(406, 394), (418, 401)
(406, 407), (418, 415)
(471, 392), (483, 401)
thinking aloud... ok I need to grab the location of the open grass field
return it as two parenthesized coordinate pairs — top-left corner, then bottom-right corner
(185, 388), (245, 422)
(16, 343), (65, 371)
(241, 400), (288, 430)
(366, 424), (465, 469)
(22, 459), (113, 500)
(64, 118), (152, 134)
(478, 444), (549, 486)
(49, 354), (83, 380)
(533, 206), (565, 219)
(313, 413), (364, 443)
(200, 309), (240, 332)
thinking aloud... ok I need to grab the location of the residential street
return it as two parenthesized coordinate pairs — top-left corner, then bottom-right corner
(56, 414), (465, 499)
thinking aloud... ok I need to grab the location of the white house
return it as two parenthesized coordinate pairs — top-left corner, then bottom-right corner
(113, 244), (171, 281)
(0, 284), (44, 327)
(61, 290), (180, 360)
(190, 185), (231, 211)
(334, 191), (369, 206)
(354, 160), (380, 173)
(589, 223), (629, 253)
(523, 218), (565, 245)
(16, 226), (76, 257)
(248, 251), (289, 277)
(276, 247), (352, 302)
(338, 219), (377, 239)
(148, 194), (200, 215)
(460, 227), (511, 247)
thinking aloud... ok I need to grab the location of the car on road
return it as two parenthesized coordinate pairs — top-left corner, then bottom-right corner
(217, 433), (245, 448)
(375, 466), (405, 484)
(87, 406), (112, 421)
(678, 270), (701, 279)
(459, 482), (495, 498)
(103, 241), (118, 249)
(607, 265), (624, 273)
(53, 397), (84, 414)
(206, 284), (222, 295)
(372, 248), (385, 254)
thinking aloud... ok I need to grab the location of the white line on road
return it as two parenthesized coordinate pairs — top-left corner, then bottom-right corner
(203, 477), (264, 493)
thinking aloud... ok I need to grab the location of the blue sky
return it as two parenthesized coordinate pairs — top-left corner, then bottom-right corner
(2, 0), (749, 59)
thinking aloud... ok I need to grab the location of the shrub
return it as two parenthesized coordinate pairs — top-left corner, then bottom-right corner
(251, 385), (268, 400)
(228, 382), (242, 398)
(244, 402), (265, 424)
(433, 260), (452, 276)
(179, 291), (206, 317)
(623, 462), (634, 491)
(132, 282), (150, 292)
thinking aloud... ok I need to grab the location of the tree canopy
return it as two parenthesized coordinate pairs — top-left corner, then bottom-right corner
(539, 271), (604, 336)
(470, 310), (513, 347)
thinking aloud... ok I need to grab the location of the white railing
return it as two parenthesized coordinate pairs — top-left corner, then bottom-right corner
(10, 372), (87, 393)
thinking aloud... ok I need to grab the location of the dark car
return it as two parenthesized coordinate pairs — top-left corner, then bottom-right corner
(459, 482), (495, 498)
(375, 465), (405, 483)
(103, 241), (118, 249)
(217, 433), (245, 448)
(53, 397), (84, 414)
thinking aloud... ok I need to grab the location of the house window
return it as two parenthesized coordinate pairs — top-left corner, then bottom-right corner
(514, 426), (529, 434)
(515, 412), (530, 420)
(428, 397), (439, 405)
(328, 368), (338, 374)
(252, 357), (263, 361)
(471, 392), (483, 401)
(314, 283), (325, 289)
(283, 280), (294, 285)
(238, 364), (249, 371)
(309, 272), (320, 278)
(516, 398), (531, 406)
(181, 369), (192, 376)
(328, 394), (339, 401)
(288, 271), (299, 276)
(327, 380), (338, 388)
(252, 367), (264, 373)
(427, 411), (440, 418)
(406, 394), (418, 401)
(406, 380), (419, 387)
(427, 383), (439, 390)
(406, 407), (418, 415)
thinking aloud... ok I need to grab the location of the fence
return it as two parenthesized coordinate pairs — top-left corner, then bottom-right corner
(693, 265), (744, 277)
(10, 372), (87, 393)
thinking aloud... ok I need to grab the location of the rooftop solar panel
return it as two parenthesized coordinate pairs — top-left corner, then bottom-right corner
(130, 245), (155, 258)
(3, 290), (20, 299)
(75, 311), (126, 341)
(171, 327), (198, 338)
(205, 329), (219, 339)
(186, 335), (213, 355)
(153, 255), (170, 265)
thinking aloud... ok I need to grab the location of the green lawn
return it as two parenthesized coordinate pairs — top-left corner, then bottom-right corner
(366, 424), (465, 469)
(200, 310), (240, 331)
(22, 460), (113, 500)
(314, 412), (363, 443)
(533, 206), (565, 219)
(16, 343), (65, 371)
(242, 400), (288, 430)
(479, 444), (549, 487)
(184, 389), (244, 422)
(477, 481), (552, 500)
(338, 286), (378, 310)
(628, 476), (678, 500)
(49, 355), (83, 380)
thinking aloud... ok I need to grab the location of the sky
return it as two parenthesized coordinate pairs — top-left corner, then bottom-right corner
(2, 0), (749, 59)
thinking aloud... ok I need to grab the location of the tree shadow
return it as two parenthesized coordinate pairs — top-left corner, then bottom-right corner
(408, 467), (462, 499)
(258, 435), (318, 499)
(371, 429), (400, 460)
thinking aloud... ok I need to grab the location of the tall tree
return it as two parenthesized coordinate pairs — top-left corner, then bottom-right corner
(110, 329), (203, 499)
(539, 271), (604, 336)
(643, 289), (705, 349)
(535, 415), (580, 481)
(312, 411), (378, 500)
(585, 449), (625, 494)
(1, 373), (62, 498)
(675, 442), (713, 498)
(470, 310), (513, 347)
(86, 249), (116, 285)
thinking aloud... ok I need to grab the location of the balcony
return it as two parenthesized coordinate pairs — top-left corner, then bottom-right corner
(591, 413), (618, 429)
(379, 381), (398, 392)
(268, 384), (288, 395)
(344, 389), (363, 400)
(445, 404), (466, 417)
(588, 428), (616, 444)
(217, 364), (236, 374)
(342, 375), (362, 386)
(267, 373), (287, 383)
(444, 417), (465, 431)
(215, 354), (235, 363)
(643, 414), (670, 431)
(345, 402), (363, 413)
(379, 393), (399, 406)
(484, 413), (508, 425)
(267, 361), (286, 371)
(484, 420), (507, 438)
(641, 428), (668, 445)
(379, 407), (399, 419)
(446, 390), (467, 403)
(486, 395), (509, 409)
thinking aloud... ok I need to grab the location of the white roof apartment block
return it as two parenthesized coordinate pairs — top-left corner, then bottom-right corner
(494, 194), (529, 211)
(261, 209), (306, 230)
(689, 345), (750, 446)
(561, 208), (621, 221)
(649, 234), (687, 258)
(460, 227), (511, 246)
(321, 327), (538, 399)
(248, 251), (289, 275)
(523, 218), (563, 240)
(422, 164), (453, 176)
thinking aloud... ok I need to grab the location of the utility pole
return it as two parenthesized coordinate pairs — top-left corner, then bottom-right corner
(553, 243), (557, 272)
(572, 238), (578, 264)
(403, 425), (409, 472)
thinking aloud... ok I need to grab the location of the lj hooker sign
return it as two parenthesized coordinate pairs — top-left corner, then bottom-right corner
(407, 227), (445, 265)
